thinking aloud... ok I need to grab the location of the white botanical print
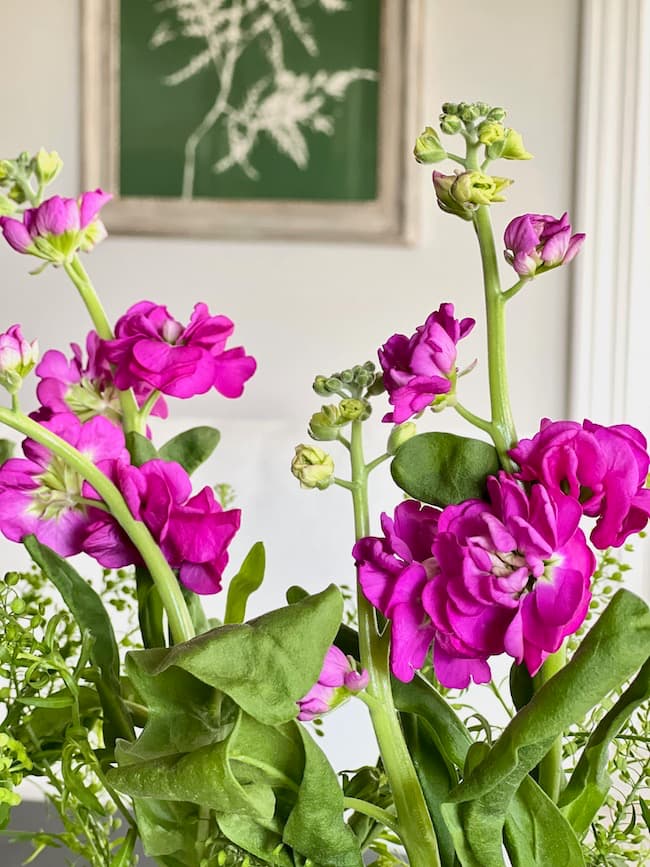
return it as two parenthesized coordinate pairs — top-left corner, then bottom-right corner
(148, 0), (378, 198)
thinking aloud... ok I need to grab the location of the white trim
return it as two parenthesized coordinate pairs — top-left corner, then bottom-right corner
(570, 0), (650, 594)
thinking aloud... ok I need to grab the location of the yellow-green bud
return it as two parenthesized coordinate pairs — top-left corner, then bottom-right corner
(7, 184), (25, 204)
(308, 404), (343, 441)
(34, 148), (63, 185)
(478, 121), (506, 146)
(339, 398), (371, 422)
(451, 171), (512, 206)
(413, 126), (446, 164)
(291, 445), (335, 490)
(387, 422), (417, 455)
(432, 171), (474, 221)
(0, 162), (9, 184)
(487, 107), (507, 122)
(0, 195), (17, 217)
(501, 128), (533, 160)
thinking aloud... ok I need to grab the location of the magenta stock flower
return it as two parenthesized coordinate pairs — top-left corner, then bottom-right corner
(0, 413), (128, 557)
(504, 212), (585, 277)
(297, 646), (369, 721)
(36, 331), (167, 424)
(83, 459), (241, 594)
(103, 301), (256, 401)
(429, 473), (595, 681)
(0, 190), (112, 263)
(378, 303), (475, 424)
(511, 419), (650, 549)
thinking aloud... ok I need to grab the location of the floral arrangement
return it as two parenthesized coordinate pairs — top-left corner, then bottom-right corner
(0, 101), (648, 867)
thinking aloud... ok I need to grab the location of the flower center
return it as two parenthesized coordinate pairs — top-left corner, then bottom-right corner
(27, 456), (85, 520)
(65, 378), (122, 423)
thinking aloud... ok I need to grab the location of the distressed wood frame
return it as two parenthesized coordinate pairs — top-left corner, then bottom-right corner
(80, 0), (426, 244)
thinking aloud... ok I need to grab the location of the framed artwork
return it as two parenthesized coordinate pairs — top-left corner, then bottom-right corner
(81, 0), (426, 243)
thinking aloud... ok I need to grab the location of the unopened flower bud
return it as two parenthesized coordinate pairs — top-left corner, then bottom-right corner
(0, 196), (16, 217)
(432, 171), (474, 221)
(7, 184), (25, 204)
(475, 102), (491, 117)
(308, 404), (343, 441)
(501, 128), (533, 160)
(34, 149), (63, 185)
(478, 121), (506, 146)
(297, 646), (370, 721)
(441, 102), (459, 115)
(291, 445), (335, 490)
(459, 103), (481, 123)
(0, 325), (38, 394)
(387, 422), (417, 455)
(312, 375), (330, 397)
(452, 171), (512, 207)
(440, 114), (462, 135)
(339, 398), (371, 422)
(487, 107), (507, 121)
(414, 126), (446, 164)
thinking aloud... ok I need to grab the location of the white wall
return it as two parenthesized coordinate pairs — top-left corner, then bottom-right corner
(1, 0), (581, 772)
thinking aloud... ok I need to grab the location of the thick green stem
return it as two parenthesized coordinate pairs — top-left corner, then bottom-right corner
(343, 797), (400, 837)
(534, 644), (567, 801)
(0, 408), (195, 645)
(349, 421), (441, 867)
(63, 257), (142, 434)
(472, 206), (517, 459)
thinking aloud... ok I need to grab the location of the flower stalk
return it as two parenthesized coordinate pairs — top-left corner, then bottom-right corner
(349, 419), (441, 867)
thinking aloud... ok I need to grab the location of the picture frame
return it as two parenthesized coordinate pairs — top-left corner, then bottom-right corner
(80, 0), (426, 244)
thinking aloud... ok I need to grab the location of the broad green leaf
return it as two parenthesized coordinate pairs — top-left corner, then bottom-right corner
(125, 431), (157, 466)
(283, 724), (363, 867)
(126, 585), (343, 725)
(131, 797), (198, 859)
(110, 710), (276, 817)
(217, 814), (293, 867)
(23, 536), (133, 745)
(558, 657), (650, 837)
(441, 590), (650, 867)
(504, 774), (584, 867)
(225, 542), (266, 624)
(392, 673), (472, 770)
(391, 432), (500, 507)
(0, 438), (14, 465)
(401, 713), (457, 867)
(159, 425), (220, 475)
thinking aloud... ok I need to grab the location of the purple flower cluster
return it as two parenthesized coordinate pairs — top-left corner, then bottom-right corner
(378, 304), (475, 424)
(355, 419), (650, 688)
(0, 298), (256, 596)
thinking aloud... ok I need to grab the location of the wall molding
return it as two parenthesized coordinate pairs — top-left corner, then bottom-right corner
(570, 0), (650, 590)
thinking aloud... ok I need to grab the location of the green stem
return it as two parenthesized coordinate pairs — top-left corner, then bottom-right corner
(365, 453), (390, 474)
(472, 206), (517, 460)
(63, 257), (142, 434)
(137, 389), (161, 426)
(534, 644), (567, 801)
(0, 408), (195, 645)
(349, 420), (441, 867)
(502, 277), (530, 302)
(343, 797), (400, 837)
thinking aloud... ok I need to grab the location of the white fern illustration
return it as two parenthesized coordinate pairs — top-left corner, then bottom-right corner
(149, 0), (378, 198)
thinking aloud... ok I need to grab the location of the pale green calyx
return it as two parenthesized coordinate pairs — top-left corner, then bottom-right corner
(452, 171), (512, 206)
(291, 444), (335, 490)
(387, 422), (417, 455)
(413, 126), (447, 164)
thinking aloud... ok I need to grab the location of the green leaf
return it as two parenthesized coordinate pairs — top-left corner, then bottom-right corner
(135, 566), (166, 649)
(640, 797), (650, 832)
(392, 673), (472, 770)
(504, 775), (584, 867)
(224, 542), (266, 624)
(159, 426), (220, 475)
(401, 713), (457, 867)
(441, 590), (650, 867)
(509, 662), (534, 712)
(283, 724), (363, 867)
(0, 438), (14, 464)
(125, 431), (157, 467)
(558, 657), (650, 837)
(125, 585), (343, 726)
(391, 432), (500, 507)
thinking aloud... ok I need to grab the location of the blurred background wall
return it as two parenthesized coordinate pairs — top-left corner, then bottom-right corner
(0, 0), (587, 777)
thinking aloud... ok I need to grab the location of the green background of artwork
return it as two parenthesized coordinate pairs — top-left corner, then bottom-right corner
(119, 1), (380, 200)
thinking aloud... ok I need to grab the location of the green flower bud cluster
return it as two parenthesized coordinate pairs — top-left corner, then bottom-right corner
(0, 148), (63, 207)
(439, 101), (506, 136)
(313, 361), (382, 401)
(309, 398), (372, 441)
